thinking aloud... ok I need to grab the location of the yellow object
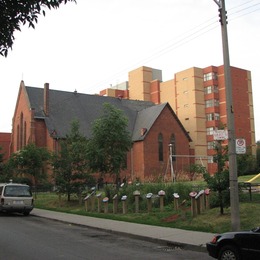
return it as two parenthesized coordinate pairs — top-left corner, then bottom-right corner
(245, 173), (260, 183)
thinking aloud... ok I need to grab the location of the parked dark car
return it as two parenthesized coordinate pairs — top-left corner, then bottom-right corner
(206, 227), (260, 260)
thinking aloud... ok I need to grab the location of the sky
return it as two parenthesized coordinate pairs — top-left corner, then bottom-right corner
(0, 0), (260, 140)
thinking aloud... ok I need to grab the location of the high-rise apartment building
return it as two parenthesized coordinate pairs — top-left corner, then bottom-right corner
(100, 65), (256, 173)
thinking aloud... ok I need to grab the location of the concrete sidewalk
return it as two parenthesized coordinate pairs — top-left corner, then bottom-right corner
(32, 208), (215, 252)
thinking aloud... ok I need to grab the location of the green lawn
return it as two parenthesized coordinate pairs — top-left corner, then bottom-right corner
(34, 188), (260, 234)
(238, 173), (260, 183)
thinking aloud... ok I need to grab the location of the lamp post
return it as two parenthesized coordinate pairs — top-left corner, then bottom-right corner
(213, 0), (240, 231)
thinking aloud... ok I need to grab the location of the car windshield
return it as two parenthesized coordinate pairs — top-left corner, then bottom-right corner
(4, 185), (32, 197)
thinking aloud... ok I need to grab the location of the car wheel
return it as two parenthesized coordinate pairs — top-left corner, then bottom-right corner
(23, 212), (30, 216)
(218, 245), (240, 260)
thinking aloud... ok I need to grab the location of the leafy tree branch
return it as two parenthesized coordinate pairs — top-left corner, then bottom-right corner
(0, 0), (76, 56)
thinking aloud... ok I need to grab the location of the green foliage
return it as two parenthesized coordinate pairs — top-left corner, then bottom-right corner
(0, 0), (76, 56)
(52, 120), (93, 201)
(8, 143), (50, 184)
(213, 141), (228, 172)
(208, 189), (230, 208)
(187, 164), (207, 181)
(0, 146), (4, 177)
(0, 157), (33, 184)
(0, 160), (13, 183)
(203, 140), (230, 214)
(86, 103), (132, 178)
(256, 141), (260, 171)
(102, 181), (207, 213)
(0, 146), (3, 162)
(237, 152), (257, 176)
(34, 189), (260, 234)
(204, 170), (230, 214)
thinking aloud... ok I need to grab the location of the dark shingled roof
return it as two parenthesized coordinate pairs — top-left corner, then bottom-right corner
(25, 86), (152, 140)
(25, 86), (191, 142)
(132, 103), (166, 141)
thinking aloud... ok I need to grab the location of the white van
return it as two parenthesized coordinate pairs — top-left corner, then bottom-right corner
(0, 182), (34, 216)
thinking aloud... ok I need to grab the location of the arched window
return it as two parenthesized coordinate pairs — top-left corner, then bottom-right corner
(158, 133), (163, 161)
(17, 125), (20, 151)
(23, 121), (27, 147)
(170, 134), (176, 161)
(20, 112), (23, 149)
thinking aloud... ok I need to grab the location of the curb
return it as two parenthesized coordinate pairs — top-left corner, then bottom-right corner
(31, 211), (208, 253)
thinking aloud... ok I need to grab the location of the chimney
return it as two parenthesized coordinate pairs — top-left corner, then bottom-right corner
(44, 83), (49, 116)
(141, 128), (147, 136)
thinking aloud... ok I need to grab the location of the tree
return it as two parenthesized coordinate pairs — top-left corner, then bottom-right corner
(204, 169), (230, 215)
(0, 159), (17, 183)
(256, 141), (260, 172)
(52, 120), (93, 201)
(0, 145), (4, 162)
(203, 141), (230, 215)
(187, 164), (207, 181)
(86, 103), (132, 184)
(0, 146), (4, 177)
(237, 152), (257, 176)
(8, 143), (50, 187)
(0, 0), (76, 57)
(0, 146), (15, 182)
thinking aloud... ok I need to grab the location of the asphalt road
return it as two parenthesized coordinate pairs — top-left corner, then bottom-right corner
(0, 213), (212, 260)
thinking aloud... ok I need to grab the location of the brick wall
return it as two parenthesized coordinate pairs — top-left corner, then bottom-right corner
(0, 133), (11, 161)
(131, 105), (191, 181)
(11, 82), (34, 153)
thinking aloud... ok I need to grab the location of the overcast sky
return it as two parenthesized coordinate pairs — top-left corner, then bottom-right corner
(0, 0), (259, 140)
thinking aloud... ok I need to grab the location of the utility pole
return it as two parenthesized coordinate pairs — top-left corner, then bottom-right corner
(168, 144), (175, 182)
(213, 0), (240, 231)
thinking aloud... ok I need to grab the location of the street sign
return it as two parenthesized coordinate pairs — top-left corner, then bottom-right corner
(213, 130), (228, 140)
(236, 139), (246, 154)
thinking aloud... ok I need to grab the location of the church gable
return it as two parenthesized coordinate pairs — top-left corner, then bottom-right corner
(10, 83), (192, 181)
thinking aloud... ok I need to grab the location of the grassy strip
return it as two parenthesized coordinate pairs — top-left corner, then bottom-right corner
(34, 191), (260, 234)
(239, 174), (260, 183)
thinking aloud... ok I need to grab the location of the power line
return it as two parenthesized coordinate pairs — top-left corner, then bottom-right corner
(229, 0), (256, 11)
(88, 1), (259, 91)
(229, 3), (260, 21)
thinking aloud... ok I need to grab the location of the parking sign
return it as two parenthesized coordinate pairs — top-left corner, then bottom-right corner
(236, 139), (246, 154)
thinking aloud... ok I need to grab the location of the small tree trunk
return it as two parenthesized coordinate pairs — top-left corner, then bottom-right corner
(219, 191), (224, 215)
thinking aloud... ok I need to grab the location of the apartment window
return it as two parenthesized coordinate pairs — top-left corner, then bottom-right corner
(207, 127), (215, 135)
(206, 113), (213, 121)
(204, 85), (218, 94)
(205, 99), (219, 108)
(205, 100), (213, 108)
(208, 156), (214, 163)
(207, 141), (215, 150)
(158, 133), (163, 161)
(206, 113), (220, 121)
(203, 72), (218, 81)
